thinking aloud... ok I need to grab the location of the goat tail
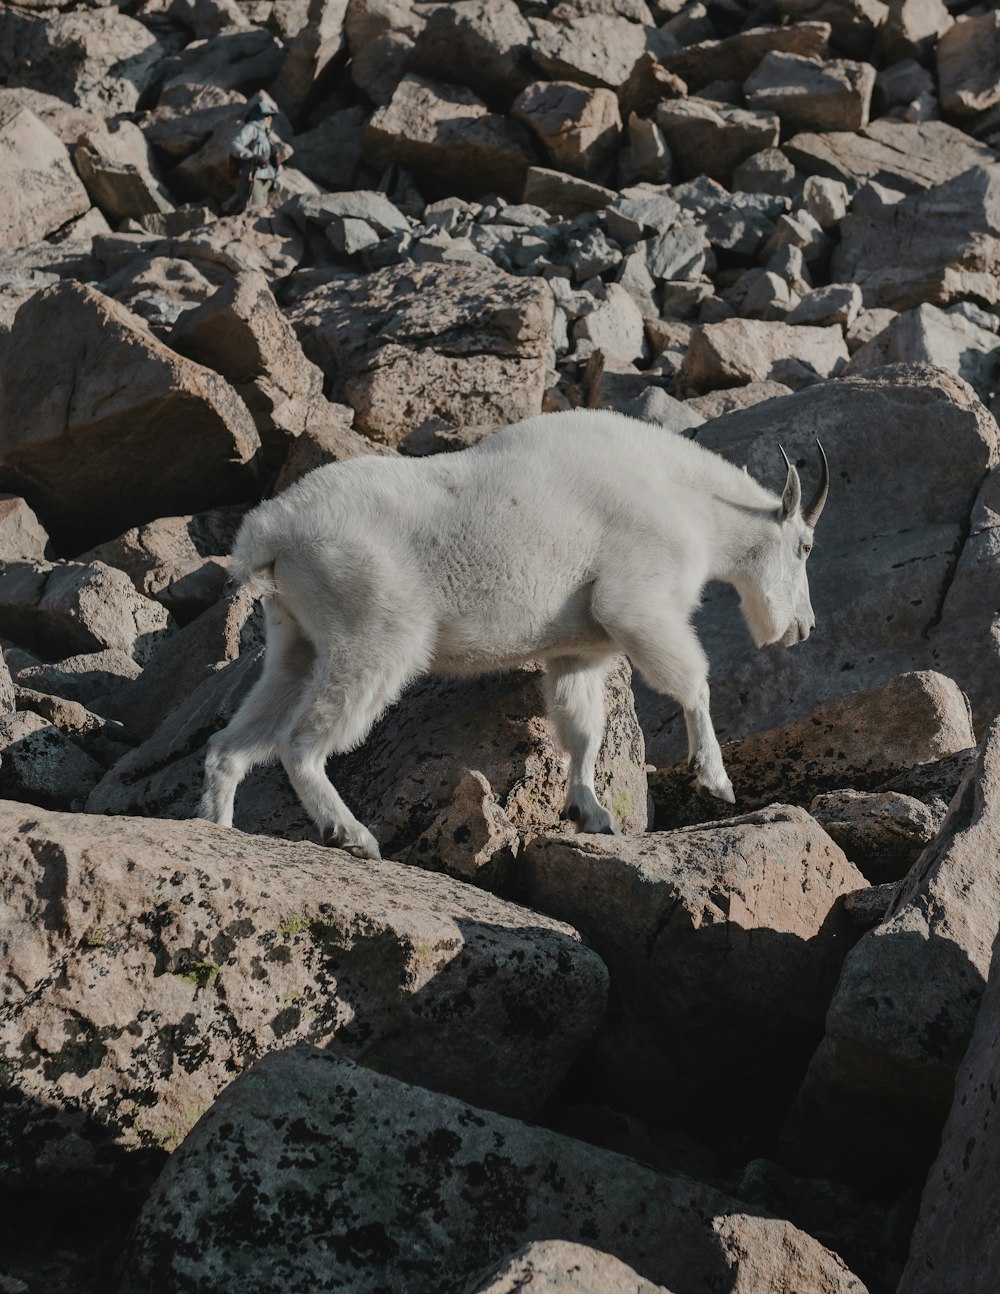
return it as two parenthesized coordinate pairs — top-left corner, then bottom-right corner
(228, 508), (282, 601)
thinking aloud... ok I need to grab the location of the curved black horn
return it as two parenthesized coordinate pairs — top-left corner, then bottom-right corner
(803, 440), (829, 528)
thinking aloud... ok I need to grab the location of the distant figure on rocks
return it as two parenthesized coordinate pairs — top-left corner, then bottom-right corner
(226, 92), (287, 213)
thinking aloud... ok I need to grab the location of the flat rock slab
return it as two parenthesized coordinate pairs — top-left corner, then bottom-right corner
(661, 21), (831, 90)
(0, 803), (608, 1189)
(679, 317), (848, 392)
(285, 262), (553, 444)
(638, 365), (998, 766)
(782, 717), (1000, 1184)
(516, 805), (864, 1128)
(117, 1047), (868, 1294)
(0, 103), (90, 248)
(0, 282), (260, 552)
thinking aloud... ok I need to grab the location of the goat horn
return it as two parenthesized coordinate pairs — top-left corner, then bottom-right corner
(803, 440), (829, 528)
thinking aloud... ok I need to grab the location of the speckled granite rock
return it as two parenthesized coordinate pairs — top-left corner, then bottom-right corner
(0, 804), (607, 1188)
(116, 1047), (868, 1294)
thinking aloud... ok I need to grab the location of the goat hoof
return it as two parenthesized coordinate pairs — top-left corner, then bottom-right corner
(692, 774), (736, 805)
(324, 826), (382, 861)
(561, 804), (581, 822)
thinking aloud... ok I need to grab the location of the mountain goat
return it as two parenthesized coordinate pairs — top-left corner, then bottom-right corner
(200, 409), (828, 860)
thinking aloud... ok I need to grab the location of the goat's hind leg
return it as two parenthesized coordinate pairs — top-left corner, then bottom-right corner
(200, 600), (314, 827)
(544, 654), (618, 834)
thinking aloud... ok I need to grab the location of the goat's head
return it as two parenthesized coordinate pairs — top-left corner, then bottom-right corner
(740, 442), (829, 648)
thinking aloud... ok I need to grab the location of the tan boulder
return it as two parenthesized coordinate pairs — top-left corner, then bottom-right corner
(655, 98), (780, 184)
(0, 804), (608, 1188)
(808, 788), (942, 883)
(518, 805), (865, 1124)
(141, 82), (247, 162)
(159, 29), (284, 95)
(521, 166), (616, 218)
(744, 52), (875, 133)
(466, 1241), (674, 1293)
(0, 103), (90, 248)
(117, 1046), (868, 1294)
(679, 317), (848, 393)
(936, 10), (1000, 117)
(73, 122), (175, 223)
(272, 405), (396, 493)
(285, 262), (553, 444)
(512, 81), (622, 179)
(365, 75), (537, 200)
(405, 0), (537, 103)
(161, 211), (305, 279)
(530, 13), (649, 91)
(775, 0), (887, 58)
(0, 496), (48, 564)
(0, 282), (260, 550)
(783, 718), (1000, 1182)
(661, 21), (831, 90)
(270, 0), (349, 120)
(344, 0), (427, 106)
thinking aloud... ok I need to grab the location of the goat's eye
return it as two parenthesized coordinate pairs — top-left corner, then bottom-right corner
(801, 542), (813, 558)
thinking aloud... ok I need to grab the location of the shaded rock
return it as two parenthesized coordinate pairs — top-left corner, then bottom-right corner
(288, 105), (367, 190)
(116, 1047), (868, 1294)
(517, 805), (864, 1128)
(366, 75), (536, 201)
(141, 83), (247, 162)
(882, 0), (952, 64)
(744, 53), (875, 134)
(660, 21), (830, 92)
(896, 924), (1000, 1294)
(285, 262), (553, 444)
(0, 104), (90, 249)
(169, 270), (325, 469)
(0, 496), (48, 564)
(638, 366), (998, 765)
(783, 717), (1000, 1184)
(783, 120), (996, 195)
(846, 302), (1000, 402)
(522, 168), (617, 218)
(512, 81), (622, 179)
(0, 561), (173, 666)
(0, 711), (104, 808)
(0, 804), (608, 1189)
(0, 283), (261, 553)
(0, 651), (12, 715)
(159, 28), (284, 95)
(344, 0), (426, 105)
(406, 0), (536, 104)
(272, 407), (395, 493)
(656, 97), (779, 184)
(270, 0), (349, 120)
(96, 254), (224, 336)
(80, 507), (246, 623)
(684, 379), (792, 418)
(775, 0), (886, 59)
(679, 317), (848, 393)
(834, 165), (1000, 311)
(808, 789), (942, 883)
(649, 671), (973, 826)
(732, 147), (801, 199)
(73, 123), (174, 224)
(530, 13), (649, 91)
(14, 650), (143, 711)
(936, 10), (1000, 119)
(0, 7), (163, 115)
(786, 284), (862, 328)
(466, 1241), (674, 1294)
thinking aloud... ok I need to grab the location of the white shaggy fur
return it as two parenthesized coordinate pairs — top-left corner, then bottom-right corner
(200, 409), (824, 859)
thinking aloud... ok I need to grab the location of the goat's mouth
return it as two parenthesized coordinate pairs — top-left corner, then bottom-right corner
(780, 620), (812, 647)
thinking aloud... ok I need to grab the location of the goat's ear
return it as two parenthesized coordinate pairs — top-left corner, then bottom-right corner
(778, 445), (801, 520)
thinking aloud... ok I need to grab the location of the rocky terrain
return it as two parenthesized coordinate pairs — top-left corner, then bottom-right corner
(1, 0), (999, 1290)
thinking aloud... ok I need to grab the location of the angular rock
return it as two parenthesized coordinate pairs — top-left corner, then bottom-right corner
(802, 174), (850, 227)
(285, 263), (553, 444)
(287, 105), (367, 191)
(638, 366), (998, 764)
(160, 212), (304, 280)
(896, 924), (1000, 1294)
(656, 98), (779, 184)
(116, 1048), (868, 1294)
(846, 302), (1000, 402)
(0, 104), (90, 249)
(467, 1241), (673, 1294)
(834, 166), (1000, 310)
(344, 0), (427, 105)
(74, 122), (174, 225)
(679, 317), (848, 393)
(645, 222), (708, 281)
(0, 561), (173, 665)
(0, 7), (163, 115)
(936, 11), (1000, 118)
(573, 283), (646, 361)
(783, 120), (996, 195)
(783, 718), (1000, 1183)
(786, 283), (861, 327)
(141, 83), (247, 162)
(808, 789), (942, 883)
(683, 379), (792, 418)
(270, 0), (349, 120)
(512, 81), (621, 178)
(620, 111), (673, 186)
(0, 710), (104, 808)
(649, 671), (974, 826)
(406, 0), (536, 104)
(0, 282), (261, 550)
(775, 0), (886, 59)
(273, 407), (394, 493)
(97, 253), (224, 336)
(0, 496), (47, 564)
(882, 0), (952, 63)
(732, 148), (801, 199)
(169, 270), (325, 468)
(0, 805), (608, 1189)
(14, 649), (144, 711)
(159, 29), (284, 95)
(365, 75), (536, 201)
(530, 14), (649, 91)
(744, 52), (875, 133)
(526, 168), (618, 218)
(661, 21), (831, 91)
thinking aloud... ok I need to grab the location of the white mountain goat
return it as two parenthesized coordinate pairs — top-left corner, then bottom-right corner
(200, 409), (828, 860)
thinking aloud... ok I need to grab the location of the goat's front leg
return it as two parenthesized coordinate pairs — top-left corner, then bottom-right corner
(543, 654), (619, 834)
(682, 678), (735, 804)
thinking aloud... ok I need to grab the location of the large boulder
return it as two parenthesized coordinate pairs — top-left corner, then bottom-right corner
(270, 0), (349, 120)
(936, 10), (1000, 118)
(116, 1047), (868, 1294)
(782, 718), (1000, 1183)
(0, 282), (260, 551)
(511, 81), (622, 179)
(655, 98), (779, 185)
(284, 262), (554, 444)
(661, 21), (831, 90)
(365, 74), (537, 200)
(743, 52), (875, 133)
(679, 318), (849, 393)
(0, 102), (90, 248)
(405, 0), (536, 104)
(73, 122), (175, 224)
(833, 165), (1000, 310)
(638, 365), (998, 766)
(529, 13), (651, 92)
(467, 1241), (674, 1294)
(516, 806), (865, 1127)
(0, 804), (608, 1188)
